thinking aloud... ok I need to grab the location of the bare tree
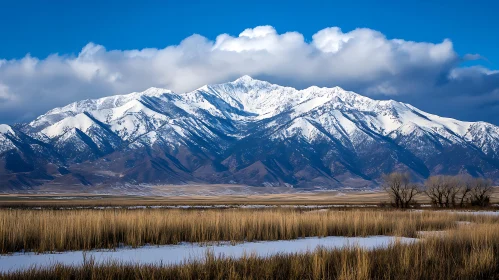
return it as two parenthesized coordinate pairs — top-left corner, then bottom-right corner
(469, 178), (493, 207)
(425, 175), (468, 207)
(456, 175), (472, 207)
(425, 176), (446, 207)
(442, 176), (463, 207)
(382, 172), (420, 208)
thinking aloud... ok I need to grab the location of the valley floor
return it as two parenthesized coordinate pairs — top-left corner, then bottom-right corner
(1, 185), (499, 208)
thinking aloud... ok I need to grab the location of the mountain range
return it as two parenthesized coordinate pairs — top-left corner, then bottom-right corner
(1, 75), (499, 191)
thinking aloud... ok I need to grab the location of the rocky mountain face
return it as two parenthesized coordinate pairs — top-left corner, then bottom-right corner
(1, 76), (499, 190)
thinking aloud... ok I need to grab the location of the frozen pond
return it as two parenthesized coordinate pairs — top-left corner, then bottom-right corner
(0, 236), (415, 273)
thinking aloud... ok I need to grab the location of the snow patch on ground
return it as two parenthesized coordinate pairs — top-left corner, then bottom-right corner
(0, 236), (416, 272)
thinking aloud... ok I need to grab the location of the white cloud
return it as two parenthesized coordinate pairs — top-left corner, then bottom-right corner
(0, 25), (497, 124)
(448, 66), (499, 80)
(463, 53), (484, 61)
(312, 27), (353, 53)
(0, 84), (15, 101)
(213, 26), (306, 53)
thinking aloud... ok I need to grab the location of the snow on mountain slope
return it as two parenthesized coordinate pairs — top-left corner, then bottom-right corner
(197, 77), (379, 122)
(464, 122), (499, 158)
(42, 113), (98, 138)
(270, 92), (476, 148)
(198, 75), (298, 118)
(28, 84), (240, 162)
(46, 87), (171, 116)
(0, 124), (16, 153)
(23, 75), (499, 160)
(39, 113), (121, 162)
(0, 124), (14, 135)
(29, 87), (173, 132)
(90, 99), (170, 141)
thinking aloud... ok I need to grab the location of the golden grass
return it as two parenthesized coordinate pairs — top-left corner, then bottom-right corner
(1, 208), (497, 253)
(2, 224), (499, 279)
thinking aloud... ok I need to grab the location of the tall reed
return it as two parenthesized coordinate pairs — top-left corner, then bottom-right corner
(2, 224), (499, 279)
(1, 208), (494, 253)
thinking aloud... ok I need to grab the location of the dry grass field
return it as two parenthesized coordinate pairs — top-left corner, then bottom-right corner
(1, 209), (499, 279)
(0, 208), (497, 253)
(1, 188), (499, 279)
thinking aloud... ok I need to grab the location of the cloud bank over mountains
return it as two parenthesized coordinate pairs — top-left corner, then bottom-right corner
(0, 25), (498, 124)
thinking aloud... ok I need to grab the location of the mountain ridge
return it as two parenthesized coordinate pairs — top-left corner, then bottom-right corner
(1, 76), (499, 190)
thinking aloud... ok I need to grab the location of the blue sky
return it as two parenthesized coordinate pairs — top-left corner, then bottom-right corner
(0, 0), (498, 124)
(2, 0), (498, 64)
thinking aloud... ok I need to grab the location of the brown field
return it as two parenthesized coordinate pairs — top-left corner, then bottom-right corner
(1, 186), (498, 208)
(0, 190), (388, 208)
(1, 210), (499, 279)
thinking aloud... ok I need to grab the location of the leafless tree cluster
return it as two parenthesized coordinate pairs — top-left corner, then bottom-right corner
(382, 173), (494, 208)
(425, 175), (493, 207)
(425, 175), (467, 207)
(382, 172), (421, 208)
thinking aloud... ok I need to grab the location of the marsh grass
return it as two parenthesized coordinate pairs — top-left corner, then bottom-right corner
(2, 224), (499, 280)
(1, 208), (496, 253)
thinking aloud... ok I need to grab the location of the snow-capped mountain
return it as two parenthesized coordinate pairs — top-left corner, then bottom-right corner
(1, 76), (499, 190)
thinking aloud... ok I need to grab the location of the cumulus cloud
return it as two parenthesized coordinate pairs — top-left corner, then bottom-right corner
(0, 25), (498, 125)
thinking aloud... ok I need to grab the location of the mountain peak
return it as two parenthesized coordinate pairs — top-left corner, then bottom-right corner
(233, 75), (257, 83)
(196, 75), (275, 93)
(230, 75), (275, 88)
(139, 87), (172, 96)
